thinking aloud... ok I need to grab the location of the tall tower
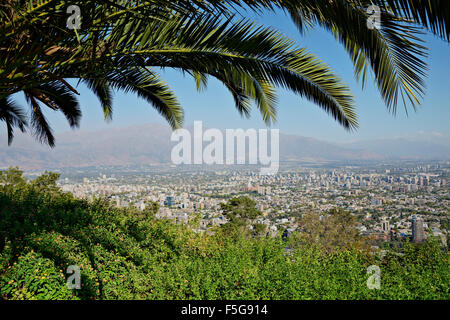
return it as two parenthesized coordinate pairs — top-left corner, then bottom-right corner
(382, 220), (390, 234)
(412, 216), (425, 243)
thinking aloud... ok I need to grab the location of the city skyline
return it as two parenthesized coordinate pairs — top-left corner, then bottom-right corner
(53, 160), (449, 247)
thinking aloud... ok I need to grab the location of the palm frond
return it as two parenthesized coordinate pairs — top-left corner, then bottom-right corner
(283, 0), (427, 113)
(102, 66), (183, 129)
(36, 81), (82, 128)
(376, 0), (450, 41)
(24, 90), (55, 147)
(3, 0), (449, 146)
(83, 78), (113, 121)
(0, 96), (27, 145)
(104, 13), (357, 129)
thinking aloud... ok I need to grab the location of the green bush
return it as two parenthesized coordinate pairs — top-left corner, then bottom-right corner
(0, 170), (449, 300)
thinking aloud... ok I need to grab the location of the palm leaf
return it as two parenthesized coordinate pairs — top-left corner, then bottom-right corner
(24, 90), (55, 147)
(35, 81), (82, 128)
(83, 78), (113, 121)
(101, 66), (183, 129)
(377, 0), (450, 41)
(0, 96), (27, 145)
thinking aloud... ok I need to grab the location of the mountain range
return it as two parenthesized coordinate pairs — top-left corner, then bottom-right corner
(0, 123), (448, 170)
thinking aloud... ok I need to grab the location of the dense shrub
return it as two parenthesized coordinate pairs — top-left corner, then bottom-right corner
(0, 171), (449, 300)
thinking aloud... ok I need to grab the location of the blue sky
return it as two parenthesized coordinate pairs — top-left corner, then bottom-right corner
(8, 10), (450, 143)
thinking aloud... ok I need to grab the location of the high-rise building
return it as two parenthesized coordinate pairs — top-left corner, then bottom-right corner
(166, 196), (174, 206)
(412, 216), (425, 243)
(382, 220), (390, 234)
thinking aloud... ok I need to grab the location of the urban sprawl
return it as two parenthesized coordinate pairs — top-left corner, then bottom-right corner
(43, 161), (449, 247)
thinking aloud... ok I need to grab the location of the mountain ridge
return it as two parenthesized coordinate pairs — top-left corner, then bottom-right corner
(0, 123), (448, 170)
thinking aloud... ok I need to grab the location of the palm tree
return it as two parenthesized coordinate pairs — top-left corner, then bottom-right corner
(0, 0), (449, 146)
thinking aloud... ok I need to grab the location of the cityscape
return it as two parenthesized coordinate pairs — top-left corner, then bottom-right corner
(40, 160), (449, 247)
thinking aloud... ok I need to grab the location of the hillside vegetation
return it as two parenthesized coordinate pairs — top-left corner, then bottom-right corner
(0, 169), (448, 300)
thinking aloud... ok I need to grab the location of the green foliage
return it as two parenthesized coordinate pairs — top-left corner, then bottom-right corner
(30, 171), (60, 192)
(0, 170), (449, 300)
(0, 166), (26, 185)
(0, 251), (75, 300)
(219, 197), (263, 239)
(290, 209), (369, 252)
(253, 223), (268, 238)
(143, 200), (160, 219)
(220, 197), (262, 222)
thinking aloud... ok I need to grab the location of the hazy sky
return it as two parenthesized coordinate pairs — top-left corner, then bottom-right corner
(6, 10), (450, 143)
